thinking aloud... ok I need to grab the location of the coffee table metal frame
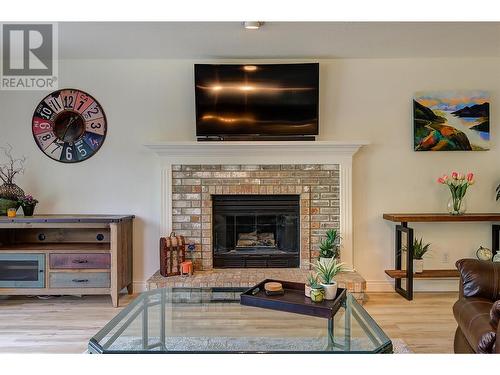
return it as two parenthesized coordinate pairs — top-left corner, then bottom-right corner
(88, 287), (392, 354)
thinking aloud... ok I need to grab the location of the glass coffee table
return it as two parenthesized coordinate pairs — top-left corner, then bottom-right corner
(88, 287), (392, 353)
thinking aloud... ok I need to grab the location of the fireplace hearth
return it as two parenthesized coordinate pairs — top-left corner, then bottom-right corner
(213, 195), (300, 268)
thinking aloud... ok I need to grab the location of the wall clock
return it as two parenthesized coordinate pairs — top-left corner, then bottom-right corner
(32, 89), (107, 163)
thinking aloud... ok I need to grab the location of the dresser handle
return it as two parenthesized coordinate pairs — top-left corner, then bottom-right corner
(72, 279), (89, 283)
(72, 259), (88, 264)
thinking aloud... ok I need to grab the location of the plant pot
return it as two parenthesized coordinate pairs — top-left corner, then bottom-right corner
(413, 259), (424, 274)
(0, 198), (19, 215)
(304, 285), (312, 297)
(21, 204), (36, 217)
(310, 288), (324, 303)
(0, 183), (24, 201)
(320, 281), (338, 300)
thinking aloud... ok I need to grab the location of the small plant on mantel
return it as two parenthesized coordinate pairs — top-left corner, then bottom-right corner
(318, 229), (341, 263)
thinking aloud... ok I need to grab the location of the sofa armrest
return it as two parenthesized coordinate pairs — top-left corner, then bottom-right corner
(456, 259), (500, 300)
(493, 301), (500, 354)
(496, 320), (500, 353)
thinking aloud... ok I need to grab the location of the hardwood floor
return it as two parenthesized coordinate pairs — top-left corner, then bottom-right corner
(0, 292), (457, 354)
(364, 292), (458, 353)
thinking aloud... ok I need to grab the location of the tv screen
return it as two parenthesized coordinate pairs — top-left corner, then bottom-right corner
(195, 63), (319, 138)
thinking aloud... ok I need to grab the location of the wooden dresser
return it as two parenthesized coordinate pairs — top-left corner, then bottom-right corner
(0, 215), (134, 307)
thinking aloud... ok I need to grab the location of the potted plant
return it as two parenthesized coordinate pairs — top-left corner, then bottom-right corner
(413, 238), (431, 273)
(312, 257), (344, 300)
(0, 145), (25, 215)
(318, 229), (341, 265)
(403, 237), (431, 273)
(309, 286), (324, 303)
(305, 273), (320, 297)
(18, 194), (38, 217)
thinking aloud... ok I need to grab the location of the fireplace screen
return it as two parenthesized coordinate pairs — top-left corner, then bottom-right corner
(213, 195), (299, 268)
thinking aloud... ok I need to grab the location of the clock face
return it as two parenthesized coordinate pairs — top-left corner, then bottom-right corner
(32, 89), (107, 163)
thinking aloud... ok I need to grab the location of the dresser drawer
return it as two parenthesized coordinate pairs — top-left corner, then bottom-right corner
(50, 253), (110, 269)
(49, 272), (110, 288)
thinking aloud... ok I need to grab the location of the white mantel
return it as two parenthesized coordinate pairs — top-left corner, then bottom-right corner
(145, 141), (368, 269)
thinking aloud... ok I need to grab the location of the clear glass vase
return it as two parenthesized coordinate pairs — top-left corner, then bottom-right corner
(447, 196), (467, 215)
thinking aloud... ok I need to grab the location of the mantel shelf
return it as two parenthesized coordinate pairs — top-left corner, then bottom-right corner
(383, 213), (500, 223)
(144, 140), (369, 157)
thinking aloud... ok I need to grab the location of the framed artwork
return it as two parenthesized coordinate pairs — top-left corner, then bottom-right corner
(413, 90), (489, 151)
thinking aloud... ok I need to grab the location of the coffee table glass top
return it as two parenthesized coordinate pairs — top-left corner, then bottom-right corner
(89, 287), (392, 353)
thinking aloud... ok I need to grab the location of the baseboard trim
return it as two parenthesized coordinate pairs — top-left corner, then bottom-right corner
(132, 281), (148, 293)
(366, 280), (394, 292)
(366, 279), (459, 293)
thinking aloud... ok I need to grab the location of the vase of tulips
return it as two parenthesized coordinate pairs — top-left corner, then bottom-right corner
(437, 171), (474, 215)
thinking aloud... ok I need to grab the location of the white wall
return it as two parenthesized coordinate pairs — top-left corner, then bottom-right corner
(1, 57), (498, 291)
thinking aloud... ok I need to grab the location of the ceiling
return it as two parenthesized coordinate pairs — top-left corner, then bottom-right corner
(59, 22), (500, 59)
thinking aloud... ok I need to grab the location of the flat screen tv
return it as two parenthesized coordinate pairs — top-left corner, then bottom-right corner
(194, 63), (319, 140)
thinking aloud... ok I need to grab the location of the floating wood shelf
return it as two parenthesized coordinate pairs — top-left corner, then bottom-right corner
(383, 213), (500, 223)
(385, 269), (460, 279)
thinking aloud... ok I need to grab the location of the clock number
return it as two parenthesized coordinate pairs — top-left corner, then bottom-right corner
(77, 143), (87, 157)
(36, 104), (54, 120)
(45, 95), (64, 114)
(85, 118), (105, 135)
(35, 131), (56, 150)
(45, 142), (63, 160)
(37, 122), (51, 130)
(83, 132), (103, 150)
(63, 95), (74, 108)
(83, 102), (102, 121)
(32, 117), (54, 135)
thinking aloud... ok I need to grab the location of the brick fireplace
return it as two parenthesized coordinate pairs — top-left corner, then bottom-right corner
(145, 141), (368, 298)
(171, 163), (340, 270)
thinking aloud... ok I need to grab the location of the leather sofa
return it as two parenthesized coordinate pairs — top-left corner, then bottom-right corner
(453, 259), (500, 353)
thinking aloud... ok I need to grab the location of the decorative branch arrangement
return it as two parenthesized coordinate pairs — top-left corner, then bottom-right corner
(0, 144), (26, 184)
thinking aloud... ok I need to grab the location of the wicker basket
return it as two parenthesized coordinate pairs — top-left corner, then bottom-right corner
(0, 198), (19, 215)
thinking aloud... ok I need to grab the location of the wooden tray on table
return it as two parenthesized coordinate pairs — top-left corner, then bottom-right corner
(240, 279), (346, 319)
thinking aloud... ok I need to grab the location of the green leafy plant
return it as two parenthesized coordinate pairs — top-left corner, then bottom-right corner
(306, 273), (321, 289)
(403, 237), (431, 260)
(318, 229), (341, 259)
(311, 258), (344, 285)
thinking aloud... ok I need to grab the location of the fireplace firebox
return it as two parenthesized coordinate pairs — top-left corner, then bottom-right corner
(213, 195), (300, 268)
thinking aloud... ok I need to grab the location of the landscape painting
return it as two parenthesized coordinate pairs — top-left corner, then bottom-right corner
(414, 90), (490, 151)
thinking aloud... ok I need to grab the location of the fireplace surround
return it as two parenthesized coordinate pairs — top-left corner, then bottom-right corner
(145, 141), (368, 271)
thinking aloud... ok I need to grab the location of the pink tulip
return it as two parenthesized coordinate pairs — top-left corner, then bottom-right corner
(437, 177), (445, 184)
(451, 171), (458, 179)
(466, 172), (474, 182)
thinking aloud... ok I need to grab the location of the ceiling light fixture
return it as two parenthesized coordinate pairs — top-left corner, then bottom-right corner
(244, 21), (263, 30)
